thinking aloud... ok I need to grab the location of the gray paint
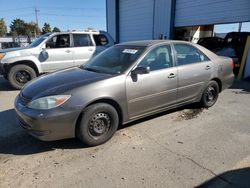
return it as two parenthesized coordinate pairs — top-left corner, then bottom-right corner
(15, 40), (234, 142)
(175, 0), (250, 27)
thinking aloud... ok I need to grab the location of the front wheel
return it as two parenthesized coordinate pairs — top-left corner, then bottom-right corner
(77, 103), (119, 146)
(200, 81), (219, 108)
(8, 65), (37, 89)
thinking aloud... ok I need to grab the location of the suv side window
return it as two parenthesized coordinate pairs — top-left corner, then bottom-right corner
(174, 43), (209, 66)
(93, 34), (109, 46)
(73, 34), (93, 47)
(46, 34), (70, 48)
(139, 45), (173, 71)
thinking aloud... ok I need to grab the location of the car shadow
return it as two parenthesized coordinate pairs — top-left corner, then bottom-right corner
(0, 109), (85, 155)
(197, 167), (250, 188)
(0, 76), (16, 91)
(229, 79), (250, 94)
(0, 103), (202, 156)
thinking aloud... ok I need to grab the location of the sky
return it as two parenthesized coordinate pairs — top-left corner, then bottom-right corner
(0, 0), (106, 32)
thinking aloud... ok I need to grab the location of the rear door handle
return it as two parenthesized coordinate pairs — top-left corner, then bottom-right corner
(168, 73), (176, 79)
(205, 65), (211, 70)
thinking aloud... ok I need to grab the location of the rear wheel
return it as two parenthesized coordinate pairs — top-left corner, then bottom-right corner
(8, 65), (37, 89)
(77, 103), (119, 146)
(200, 80), (219, 108)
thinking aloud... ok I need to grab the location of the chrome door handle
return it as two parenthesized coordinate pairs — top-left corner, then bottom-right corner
(65, 50), (71, 53)
(205, 65), (211, 70)
(168, 73), (176, 79)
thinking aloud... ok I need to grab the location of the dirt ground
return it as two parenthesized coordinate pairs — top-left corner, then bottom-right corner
(1, 77), (250, 188)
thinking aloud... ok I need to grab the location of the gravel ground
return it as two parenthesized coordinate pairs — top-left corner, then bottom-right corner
(0, 76), (250, 188)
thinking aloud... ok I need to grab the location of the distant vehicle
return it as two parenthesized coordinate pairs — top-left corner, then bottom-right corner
(15, 40), (234, 146)
(198, 32), (250, 74)
(197, 37), (224, 50)
(0, 30), (114, 89)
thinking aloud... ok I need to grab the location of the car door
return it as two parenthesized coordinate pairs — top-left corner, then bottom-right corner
(41, 34), (74, 72)
(72, 34), (96, 67)
(173, 43), (213, 103)
(126, 45), (178, 119)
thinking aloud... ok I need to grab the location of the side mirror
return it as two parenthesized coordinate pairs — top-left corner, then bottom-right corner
(131, 66), (150, 75)
(41, 48), (48, 59)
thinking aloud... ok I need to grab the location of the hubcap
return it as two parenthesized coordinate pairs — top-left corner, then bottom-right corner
(88, 113), (111, 138)
(205, 86), (216, 103)
(16, 71), (31, 83)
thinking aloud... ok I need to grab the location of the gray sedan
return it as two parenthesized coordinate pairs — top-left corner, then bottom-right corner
(15, 40), (234, 146)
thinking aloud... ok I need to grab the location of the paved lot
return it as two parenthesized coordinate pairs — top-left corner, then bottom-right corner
(0, 76), (250, 188)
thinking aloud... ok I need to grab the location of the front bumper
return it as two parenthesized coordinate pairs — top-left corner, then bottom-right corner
(14, 95), (81, 141)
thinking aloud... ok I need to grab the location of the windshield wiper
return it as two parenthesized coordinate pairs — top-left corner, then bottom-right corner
(84, 67), (101, 73)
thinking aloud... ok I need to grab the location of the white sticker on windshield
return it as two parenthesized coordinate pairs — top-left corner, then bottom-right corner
(122, 49), (138, 54)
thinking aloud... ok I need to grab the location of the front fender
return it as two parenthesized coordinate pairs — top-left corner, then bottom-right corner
(2, 55), (42, 73)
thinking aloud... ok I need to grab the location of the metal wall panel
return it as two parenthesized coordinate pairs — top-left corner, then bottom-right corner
(119, 0), (154, 42)
(106, 0), (117, 42)
(175, 0), (250, 27)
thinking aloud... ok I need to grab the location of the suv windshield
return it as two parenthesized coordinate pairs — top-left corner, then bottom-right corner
(84, 45), (145, 74)
(29, 33), (51, 47)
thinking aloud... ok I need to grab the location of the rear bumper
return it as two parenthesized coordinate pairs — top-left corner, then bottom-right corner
(14, 95), (81, 141)
(221, 72), (235, 91)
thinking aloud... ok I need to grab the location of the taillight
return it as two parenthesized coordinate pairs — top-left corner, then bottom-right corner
(230, 59), (234, 70)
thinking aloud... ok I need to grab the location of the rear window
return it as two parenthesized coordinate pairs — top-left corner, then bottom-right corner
(93, 34), (109, 46)
(73, 34), (93, 47)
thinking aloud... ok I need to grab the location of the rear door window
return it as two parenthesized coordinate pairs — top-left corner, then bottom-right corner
(73, 34), (93, 47)
(174, 43), (209, 66)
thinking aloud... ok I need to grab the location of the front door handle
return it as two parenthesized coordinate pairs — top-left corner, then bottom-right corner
(65, 50), (71, 53)
(205, 65), (211, 70)
(168, 73), (176, 79)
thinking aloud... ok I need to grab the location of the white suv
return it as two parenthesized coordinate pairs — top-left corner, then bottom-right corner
(0, 30), (114, 89)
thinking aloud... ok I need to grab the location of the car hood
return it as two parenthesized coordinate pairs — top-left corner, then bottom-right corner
(0, 47), (30, 53)
(21, 67), (114, 99)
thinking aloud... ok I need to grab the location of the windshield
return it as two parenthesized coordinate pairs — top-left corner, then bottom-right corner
(84, 45), (146, 74)
(29, 33), (51, 47)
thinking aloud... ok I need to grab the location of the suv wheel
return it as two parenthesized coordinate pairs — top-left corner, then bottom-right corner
(77, 103), (119, 146)
(8, 65), (37, 89)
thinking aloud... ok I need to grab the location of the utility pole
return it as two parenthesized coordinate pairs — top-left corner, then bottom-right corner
(35, 7), (39, 37)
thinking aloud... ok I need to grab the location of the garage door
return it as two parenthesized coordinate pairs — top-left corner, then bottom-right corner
(119, 0), (154, 42)
(175, 0), (250, 27)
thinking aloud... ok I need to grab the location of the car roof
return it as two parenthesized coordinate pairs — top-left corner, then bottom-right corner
(118, 40), (191, 47)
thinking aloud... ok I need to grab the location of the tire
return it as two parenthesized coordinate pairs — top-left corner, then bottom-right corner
(8, 65), (37, 90)
(77, 103), (119, 146)
(200, 80), (219, 108)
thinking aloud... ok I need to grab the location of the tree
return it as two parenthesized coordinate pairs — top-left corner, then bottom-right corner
(42, 22), (51, 34)
(0, 18), (7, 37)
(52, 27), (60, 32)
(10, 18), (26, 36)
(25, 22), (40, 42)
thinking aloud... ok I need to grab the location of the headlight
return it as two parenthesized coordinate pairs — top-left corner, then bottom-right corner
(27, 95), (71, 110)
(0, 53), (5, 60)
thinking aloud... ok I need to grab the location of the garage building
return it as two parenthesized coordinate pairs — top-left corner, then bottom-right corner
(106, 0), (250, 43)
